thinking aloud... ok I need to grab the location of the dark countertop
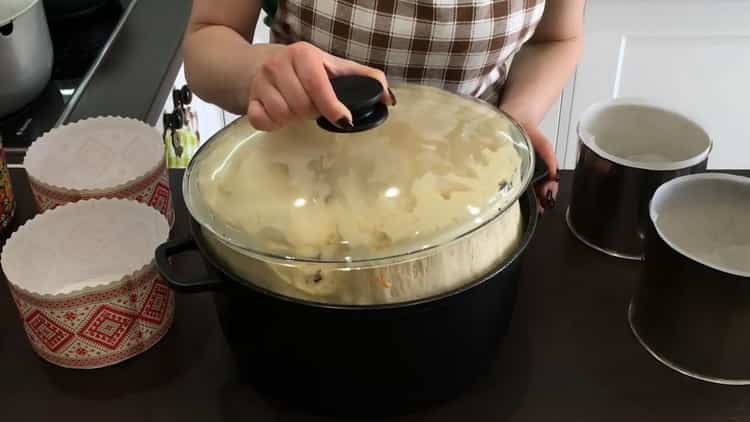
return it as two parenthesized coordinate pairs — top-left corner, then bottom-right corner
(1, 169), (749, 421)
(65, 0), (192, 126)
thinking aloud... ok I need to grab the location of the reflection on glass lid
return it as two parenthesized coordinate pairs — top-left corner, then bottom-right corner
(185, 84), (532, 263)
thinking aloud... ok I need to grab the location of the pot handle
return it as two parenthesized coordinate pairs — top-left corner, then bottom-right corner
(155, 238), (223, 292)
(0, 22), (13, 37)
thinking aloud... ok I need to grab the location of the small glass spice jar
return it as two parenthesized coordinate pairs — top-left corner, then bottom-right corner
(0, 135), (16, 233)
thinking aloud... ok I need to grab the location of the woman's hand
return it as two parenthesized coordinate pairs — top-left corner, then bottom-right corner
(247, 42), (393, 131)
(522, 124), (560, 213)
(499, 104), (559, 212)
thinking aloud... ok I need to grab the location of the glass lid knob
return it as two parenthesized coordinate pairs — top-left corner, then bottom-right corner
(317, 75), (389, 133)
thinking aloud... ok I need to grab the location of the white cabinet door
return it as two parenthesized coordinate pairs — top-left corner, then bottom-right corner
(254, 11), (271, 44)
(562, 0), (750, 170)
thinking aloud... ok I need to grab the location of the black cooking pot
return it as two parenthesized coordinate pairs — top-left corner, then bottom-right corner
(156, 187), (540, 414)
(155, 78), (549, 414)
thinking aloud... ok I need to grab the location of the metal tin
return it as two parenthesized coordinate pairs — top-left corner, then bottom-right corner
(629, 173), (750, 384)
(567, 98), (712, 260)
(0, 0), (53, 118)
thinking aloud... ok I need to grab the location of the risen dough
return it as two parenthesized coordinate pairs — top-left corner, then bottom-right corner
(190, 85), (526, 304)
(203, 202), (523, 305)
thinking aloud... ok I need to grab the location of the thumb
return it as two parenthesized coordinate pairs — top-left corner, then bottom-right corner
(525, 124), (558, 181)
(524, 124), (560, 211)
(322, 54), (394, 106)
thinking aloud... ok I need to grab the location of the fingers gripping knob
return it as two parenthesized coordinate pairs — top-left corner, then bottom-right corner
(317, 75), (389, 133)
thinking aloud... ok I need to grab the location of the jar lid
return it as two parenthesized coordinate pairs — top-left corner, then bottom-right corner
(184, 80), (534, 264)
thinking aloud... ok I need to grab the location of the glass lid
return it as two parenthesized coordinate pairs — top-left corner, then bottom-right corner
(184, 80), (534, 265)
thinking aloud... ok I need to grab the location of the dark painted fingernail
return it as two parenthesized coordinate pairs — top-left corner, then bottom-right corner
(335, 117), (354, 130)
(388, 88), (397, 106)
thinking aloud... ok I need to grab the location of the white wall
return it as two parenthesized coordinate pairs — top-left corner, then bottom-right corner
(560, 0), (750, 170)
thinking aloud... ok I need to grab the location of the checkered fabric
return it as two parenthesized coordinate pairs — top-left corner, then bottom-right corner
(269, 0), (546, 104)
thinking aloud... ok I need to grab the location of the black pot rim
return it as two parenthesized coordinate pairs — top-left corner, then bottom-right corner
(185, 188), (539, 311)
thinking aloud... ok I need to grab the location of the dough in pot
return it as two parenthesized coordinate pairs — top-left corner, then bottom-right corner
(190, 85), (527, 304)
(202, 201), (522, 305)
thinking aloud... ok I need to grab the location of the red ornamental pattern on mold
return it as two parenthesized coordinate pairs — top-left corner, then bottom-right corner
(28, 158), (175, 228)
(0, 148), (16, 230)
(9, 267), (174, 369)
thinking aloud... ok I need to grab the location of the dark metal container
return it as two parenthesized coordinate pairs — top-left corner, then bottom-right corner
(629, 173), (750, 384)
(566, 98), (712, 260)
(155, 190), (539, 415)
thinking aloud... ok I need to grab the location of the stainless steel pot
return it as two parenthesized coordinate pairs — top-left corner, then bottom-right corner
(0, 0), (53, 118)
(629, 173), (750, 384)
(566, 98), (712, 260)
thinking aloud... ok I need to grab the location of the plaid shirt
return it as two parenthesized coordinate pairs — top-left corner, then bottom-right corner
(270, 0), (546, 104)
